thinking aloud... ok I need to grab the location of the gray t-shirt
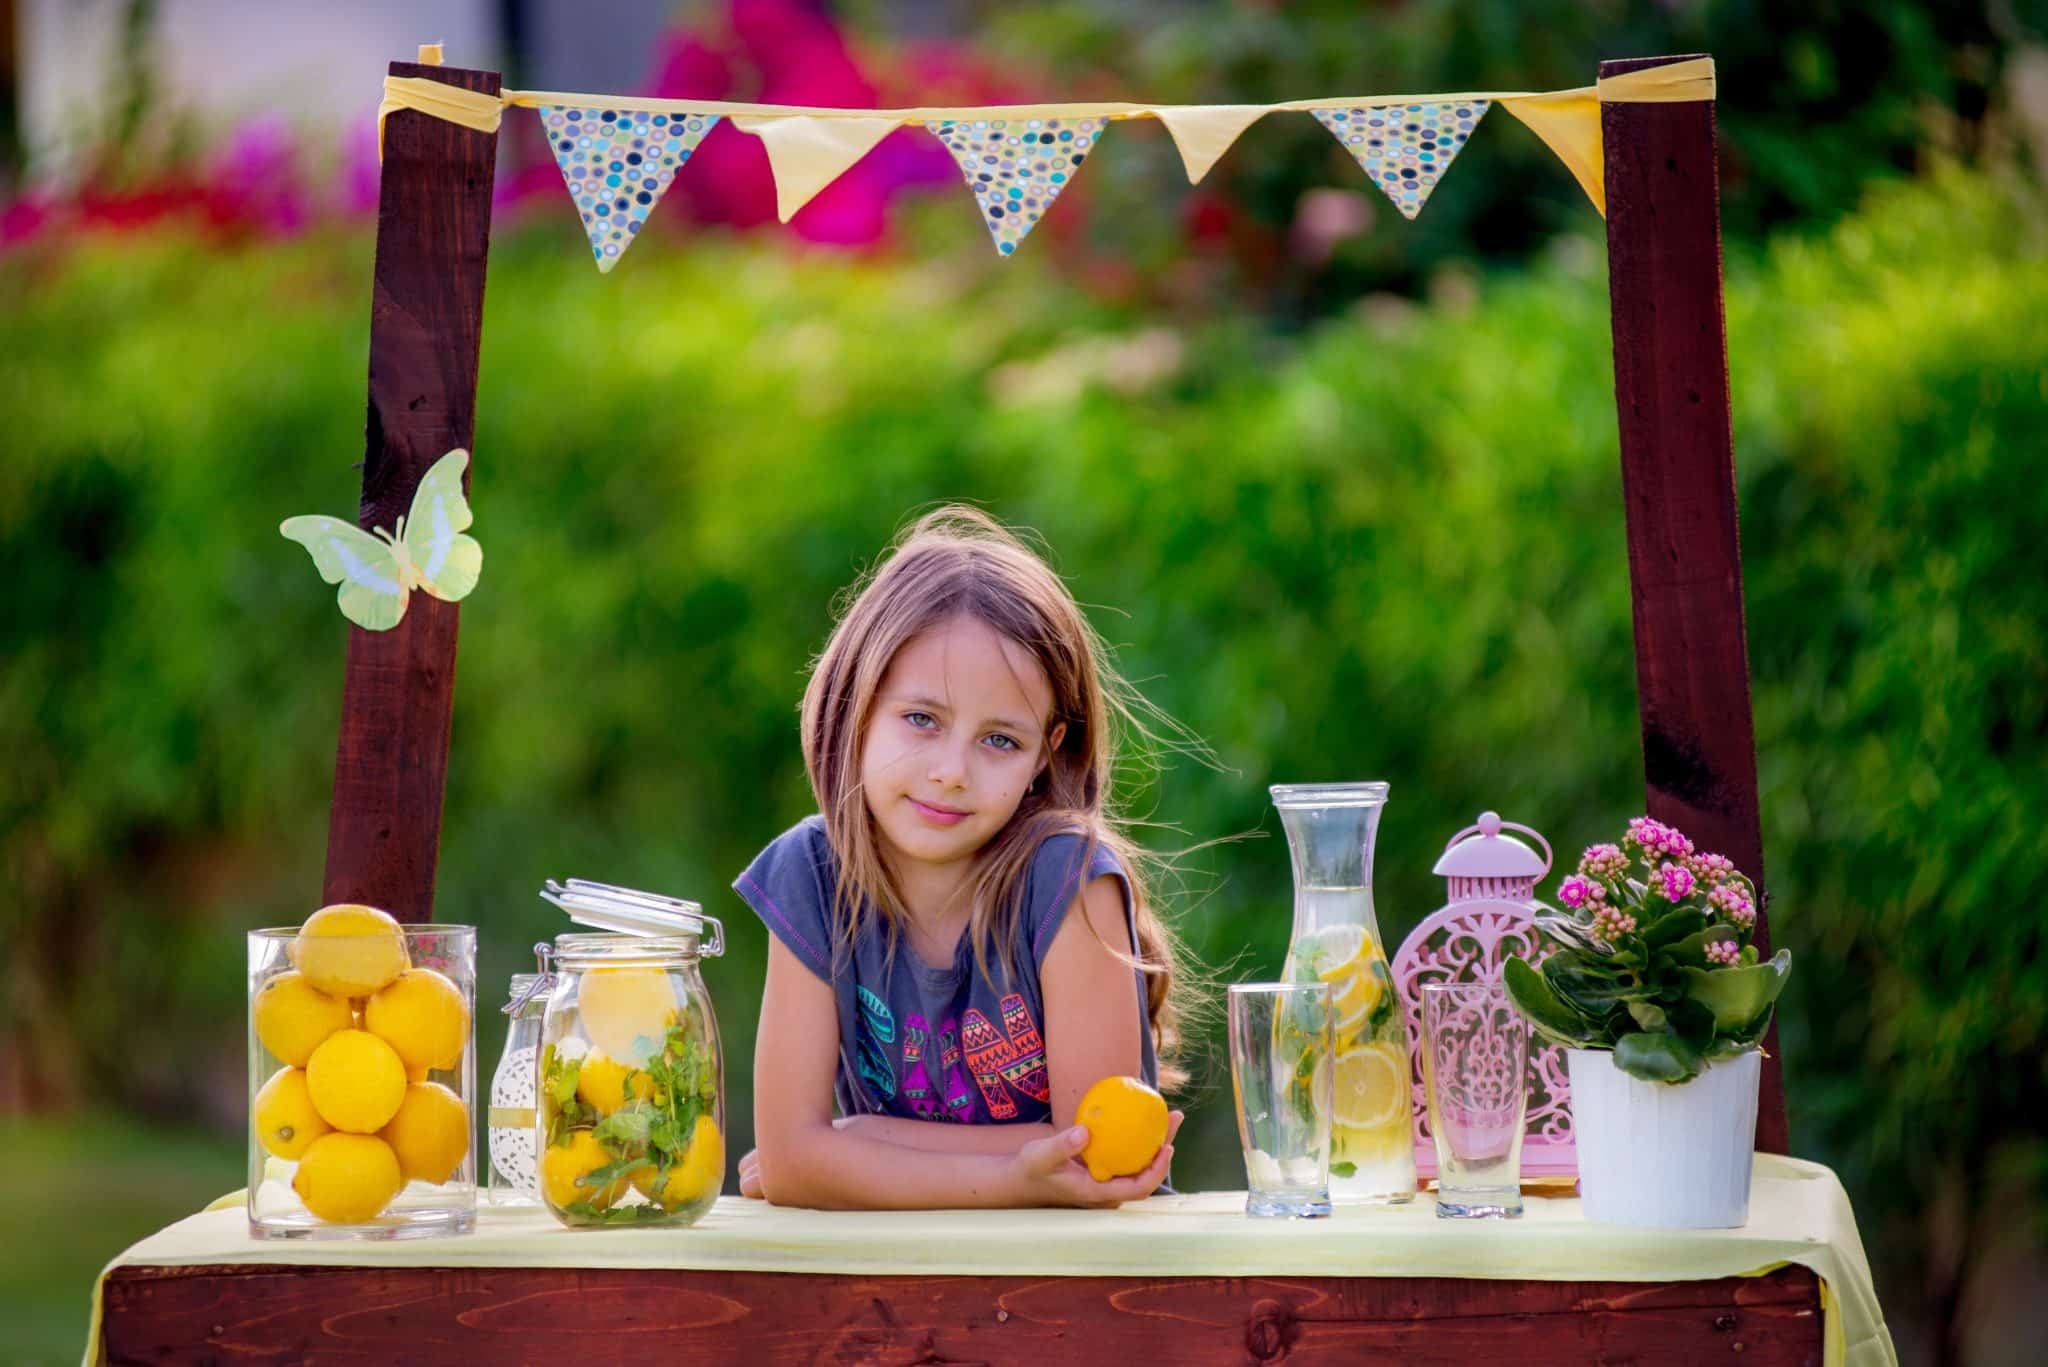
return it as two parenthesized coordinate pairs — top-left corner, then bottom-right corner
(734, 815), (1160, 1125)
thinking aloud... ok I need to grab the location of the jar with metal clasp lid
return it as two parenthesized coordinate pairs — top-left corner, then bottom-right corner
(532, 879), (726, 1228)
(486, 943), (555, 1205)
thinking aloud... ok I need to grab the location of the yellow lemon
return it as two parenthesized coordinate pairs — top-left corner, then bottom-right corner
(1075, 1075), (1169, 1182)
(1332, 1041), (1409, 1133)
(575, 1052), (654, 1116)
(363, 968), (469, 1074)
(291, 904), (410, 998)
(541, 1130), (628, 1211)
(291, 1132), (403, 1224)
(631, 1116), (724, 1212)
(576, 967), (678, 1064)
(305, 1029), (408, 1133)
(1312, 926), (1373, 985)
(251, 970), (353, 1067)
(379, 1081), (470, 1185)
(253, 1066), (331, 1160)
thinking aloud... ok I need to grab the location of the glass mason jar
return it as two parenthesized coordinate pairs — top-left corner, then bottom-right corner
(1272, 781), (1417, 1205)
(486, 953), (553, 1206)
(247, 921), (477, 1239)
(538, 929), (724, 1228)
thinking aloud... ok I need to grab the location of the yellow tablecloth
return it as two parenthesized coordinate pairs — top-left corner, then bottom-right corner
(90, 1153), (1892, 1367)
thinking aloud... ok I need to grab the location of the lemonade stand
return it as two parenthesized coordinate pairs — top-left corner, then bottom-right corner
(87, 48), (1896, 1367)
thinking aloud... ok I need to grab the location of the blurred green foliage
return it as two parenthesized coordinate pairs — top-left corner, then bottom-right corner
(2, 164), (2044, 1358)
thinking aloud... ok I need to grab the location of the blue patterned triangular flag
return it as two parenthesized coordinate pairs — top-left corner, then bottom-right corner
(539, 106), (720, 272)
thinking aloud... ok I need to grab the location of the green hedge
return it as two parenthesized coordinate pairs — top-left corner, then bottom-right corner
(3, 165), (2043, 1337)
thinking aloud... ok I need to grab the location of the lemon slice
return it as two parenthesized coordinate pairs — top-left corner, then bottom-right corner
(1314, 926), (1374, 986)
(1332, 1041), (1409, 1133)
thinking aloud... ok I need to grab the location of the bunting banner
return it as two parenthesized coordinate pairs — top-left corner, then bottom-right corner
(375, 50), (1718, 272)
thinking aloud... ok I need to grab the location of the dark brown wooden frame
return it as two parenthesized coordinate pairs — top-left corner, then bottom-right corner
(101, 50), (1814, 1367)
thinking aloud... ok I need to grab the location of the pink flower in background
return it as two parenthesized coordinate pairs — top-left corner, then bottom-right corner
(1704, 939), (1741, 966)
(1655, 862), (1697, 902)
(1687, 851), (1737, 885)
(205, 115), (311, 236)
(1709, 883), (1756, 927)
(1592, 904), (1637, 941)
(1578, 843), (1629, 880)
(1557, 874), (1599, 909)
(1626, 816), (1694, 859)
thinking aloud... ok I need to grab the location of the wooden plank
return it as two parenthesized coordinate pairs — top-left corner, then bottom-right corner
(101, 1264), (1823, 1365)
(1601, 54), (1787, 1154)
(321, 61), (500, 920)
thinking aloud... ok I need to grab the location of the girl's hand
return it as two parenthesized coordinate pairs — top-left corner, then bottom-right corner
(1009, 1110), (1183, 1208)
(738, 1147), (763, 1199)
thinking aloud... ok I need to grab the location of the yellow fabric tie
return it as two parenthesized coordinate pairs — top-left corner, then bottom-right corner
(1597, 56), (1718, 103)
(376, 75), (504, 159)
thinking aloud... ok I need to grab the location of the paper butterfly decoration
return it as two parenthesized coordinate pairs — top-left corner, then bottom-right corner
(280, 449), (482, 631)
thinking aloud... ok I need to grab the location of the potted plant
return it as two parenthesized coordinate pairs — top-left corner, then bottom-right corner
(1503, 817), (1791, 1228)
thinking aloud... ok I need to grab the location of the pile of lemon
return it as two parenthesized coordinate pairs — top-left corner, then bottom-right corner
(252, 904), (471, 1224)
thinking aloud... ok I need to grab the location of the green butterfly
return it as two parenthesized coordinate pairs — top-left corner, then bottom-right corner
(280, 449), (482, 631)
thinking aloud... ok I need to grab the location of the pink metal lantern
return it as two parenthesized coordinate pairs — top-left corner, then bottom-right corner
(1393, 811), (1576, 1180)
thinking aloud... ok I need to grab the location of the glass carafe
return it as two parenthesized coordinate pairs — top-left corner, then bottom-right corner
(1272, 781), (1416, 1204)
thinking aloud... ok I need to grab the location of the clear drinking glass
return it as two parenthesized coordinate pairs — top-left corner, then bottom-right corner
(1421, 982), (1528, 1218)
(247, 924), (477, 1240)
(1228, 982), (1334, 1218)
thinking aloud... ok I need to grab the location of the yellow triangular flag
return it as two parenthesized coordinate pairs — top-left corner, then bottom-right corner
(1153, 105), (1270, 184)
(1501, 90), (1604, 216)
(732, 114), (903, 223)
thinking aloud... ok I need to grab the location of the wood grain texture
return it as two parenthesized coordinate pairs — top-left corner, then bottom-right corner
(102, 1263), (1823, 1365)
(321, 62), (499, 920)
(1601, 54), (1787, 1154)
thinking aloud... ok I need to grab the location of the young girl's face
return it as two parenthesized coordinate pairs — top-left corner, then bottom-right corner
(859, 614), (1066, 877)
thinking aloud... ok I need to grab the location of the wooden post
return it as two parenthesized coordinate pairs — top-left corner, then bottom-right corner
(1602, 54), (1787, 1153)
(322, 60), (500, 919)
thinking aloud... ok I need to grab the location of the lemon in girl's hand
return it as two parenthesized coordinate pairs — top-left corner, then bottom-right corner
(292, 1132), (403, 1223)
(306, 1029), (408, 1133)
(576, 967), (679, 1064)
(253, 1066), (331, 1160)
(378, 1081), (470, 1185)
(575, 1052), (654, 1116)
(291, 904), (410, 998)
(1075, 1075), (1170, 1182)
(364, 967), (469, 1073)
(541, 1130), (629, 1210)
(632, 1116), (724, 1211)
(252, 971), (353, 1067)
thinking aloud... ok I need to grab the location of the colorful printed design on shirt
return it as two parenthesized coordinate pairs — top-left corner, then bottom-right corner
(961, 993), (1052, 1120)
(856, 985), (897, 1101)
(902, 1015), (978, 1122)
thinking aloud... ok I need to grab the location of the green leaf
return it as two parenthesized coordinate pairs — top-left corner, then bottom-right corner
(1504, 956), (1598, 1046)
(1330, 1162), (1357, 1178)
(1642, 907), (1708, 949)
(579, 1154), (651, 1191)
(593, 1103), (654, 1148)
(1614, 1029), (1706, 1083)
(1625, 1000), (1669, 1031)
(1545, 951), (1653, 1010)
(1680, 950), (1792, 1030)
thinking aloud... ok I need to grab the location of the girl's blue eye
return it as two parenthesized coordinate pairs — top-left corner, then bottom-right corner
(905, 712), (936, 729)
(985, 734), (1020, 752)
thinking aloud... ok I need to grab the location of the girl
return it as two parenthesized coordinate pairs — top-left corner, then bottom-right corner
(733, 506), (1191, 1209)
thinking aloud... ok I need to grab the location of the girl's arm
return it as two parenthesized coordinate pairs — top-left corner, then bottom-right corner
(833, 1114), (1057, 1153)
(1039, 873), (1158, 1130)
(750, 935), (1175, 1210)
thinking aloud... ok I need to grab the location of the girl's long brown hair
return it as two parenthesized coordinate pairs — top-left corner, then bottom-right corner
(800, 506), (1199, 1090)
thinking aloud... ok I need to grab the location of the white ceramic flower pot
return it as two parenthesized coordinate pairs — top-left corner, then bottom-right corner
(1566, 1047), (1760, 1228)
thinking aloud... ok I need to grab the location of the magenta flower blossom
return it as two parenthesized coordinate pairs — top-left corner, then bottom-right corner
(1625, 816), (1695, 860)
(1688, 851), (1737, 886)
(1709, 883), (1756, 927)
(1654, 862), (1697, 902)
(1557, 874), (1595, 909)
(1578, 843), (1629, 880)
(1592, 904), (1637, 941)
(1704, 939), (1741, 966)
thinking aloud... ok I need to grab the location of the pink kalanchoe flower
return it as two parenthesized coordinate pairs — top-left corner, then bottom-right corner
(1625, 816), (1666, 850)
(1579, 843), (1629, 880)
(1688, 851), (1737, 886)
(1655, 862), (1697, 902)
(1592, 904), (1637, 941)
(1558, 874), (1596, 909)
(1704, 939), (1741, 966)
(1709, 883), (1756, 927)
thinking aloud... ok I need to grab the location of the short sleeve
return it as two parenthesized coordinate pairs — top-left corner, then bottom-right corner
(1025, 831), (1135, 966)
(732, 816), (837, 982)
